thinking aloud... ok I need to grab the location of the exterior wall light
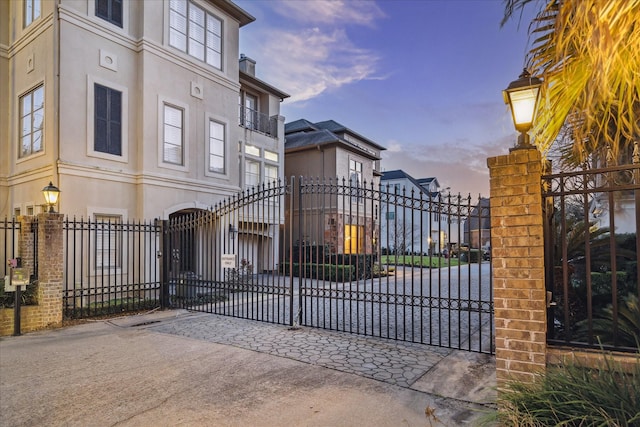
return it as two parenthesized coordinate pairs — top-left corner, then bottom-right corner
(42, 181), (60, 213)
(503, 69), (543, 150)
(229, 223), (238, 240)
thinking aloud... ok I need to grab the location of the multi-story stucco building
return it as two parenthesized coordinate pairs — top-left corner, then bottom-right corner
(379, 169), (459, 255)
(1, 0), (288, 224)
(284, 119), (385, 255)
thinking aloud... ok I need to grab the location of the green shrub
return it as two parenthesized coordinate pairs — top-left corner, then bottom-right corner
(0, 277), (38, 308)
(280, 262), (353, 282)
(490, 349), (640, 426)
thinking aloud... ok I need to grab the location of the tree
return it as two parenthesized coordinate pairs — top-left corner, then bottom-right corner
(503, 0), (640, 164)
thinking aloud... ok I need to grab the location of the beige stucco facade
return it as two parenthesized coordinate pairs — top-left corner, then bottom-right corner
(1, 0), (287, 221)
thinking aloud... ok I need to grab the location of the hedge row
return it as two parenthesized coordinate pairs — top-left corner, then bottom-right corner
(280, 262), (354, 282)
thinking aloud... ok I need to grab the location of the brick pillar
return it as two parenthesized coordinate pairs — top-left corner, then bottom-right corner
(18, 216), (36, 278)
(36, 213), (64, 328)
(487, 148), (547, 387)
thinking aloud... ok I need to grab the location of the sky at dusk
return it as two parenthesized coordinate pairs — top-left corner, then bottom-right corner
(235, 0), (538, 196)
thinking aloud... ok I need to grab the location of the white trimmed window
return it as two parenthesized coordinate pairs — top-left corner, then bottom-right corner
(163, 104), (184, 165)
(24, 0), (41, 27)
(19, 84), (44, 158)
(209, 120), (225, 174)
(169, 0), (222, 69)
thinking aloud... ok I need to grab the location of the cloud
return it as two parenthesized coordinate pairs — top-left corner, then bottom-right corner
(273, 0), (385, 27)
(380, 136), (512, 196)
(241, 1), (385, 103)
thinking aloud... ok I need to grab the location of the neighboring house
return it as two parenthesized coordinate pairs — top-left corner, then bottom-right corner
(1, 0), (287, 219)
(464, 197), (491, 250)
(284, 119), (386, 255)
(0, 0), (288, 276)
(379, 169), (459, 255)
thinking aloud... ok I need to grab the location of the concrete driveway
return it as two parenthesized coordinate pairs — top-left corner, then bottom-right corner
(0, 310), (496, 426)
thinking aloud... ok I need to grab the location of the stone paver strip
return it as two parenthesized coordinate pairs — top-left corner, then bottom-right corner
(151, 312), (451, 388)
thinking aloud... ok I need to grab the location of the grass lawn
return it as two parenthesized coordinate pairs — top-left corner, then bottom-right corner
(381, 255), (463, 268)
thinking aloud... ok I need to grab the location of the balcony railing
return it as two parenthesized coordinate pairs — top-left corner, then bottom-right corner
(239, 106), (277, 138)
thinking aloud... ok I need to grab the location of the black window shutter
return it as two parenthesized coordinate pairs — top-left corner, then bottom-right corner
(95, 84), (108, 153)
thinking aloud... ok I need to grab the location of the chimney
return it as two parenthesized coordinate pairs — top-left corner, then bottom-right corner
(239, 54), (256, 76)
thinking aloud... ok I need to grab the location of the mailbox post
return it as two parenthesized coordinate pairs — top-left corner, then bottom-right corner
(6, 258), (29, 336)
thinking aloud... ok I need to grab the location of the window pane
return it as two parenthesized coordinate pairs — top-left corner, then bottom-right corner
(210, 121), (223, 140)
(189, 4), (205, 26)
(22, 134), (32, 156)
(112, 0), (123, 27)
(164, 144), (182, 164)
(264, 150), (278, 162)
(207, 15), (221, 35)
(245, 160), (260, 187)
(189, 39), (204, 60)
(21, 95), (31, 116)
(164, 125), (182, 145)
(33, 86), (44, 110)
(32, 130), (42, 152)
(206, 50), (221, 69)
(169, 0), (186, 15)
(33, 110), (43, 130)
(245, 144), (260, 156)
(265, 164), (278, 182)
(170, 30), (187, 51)
(164, 105), (182, 127)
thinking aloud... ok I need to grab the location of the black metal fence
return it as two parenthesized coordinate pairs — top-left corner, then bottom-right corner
(62, 217), (162, 319)
(1, 217), (20, 278)
(543, 163), (640, 353)
(167, 177), (494, 353)
(1, 218), (21, 308)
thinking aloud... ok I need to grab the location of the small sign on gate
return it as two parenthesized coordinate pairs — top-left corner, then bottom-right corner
(221, 254), (237, 269)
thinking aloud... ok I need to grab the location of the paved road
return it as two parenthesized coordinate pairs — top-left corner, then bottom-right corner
(1, 309), (496, 427)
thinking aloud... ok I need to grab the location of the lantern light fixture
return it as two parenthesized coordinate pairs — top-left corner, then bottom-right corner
(42, 181), (60, 213)
(503, 68), (543, 150)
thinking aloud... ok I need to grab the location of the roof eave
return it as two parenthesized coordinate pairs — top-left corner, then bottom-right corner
(240, 71), (290, 100)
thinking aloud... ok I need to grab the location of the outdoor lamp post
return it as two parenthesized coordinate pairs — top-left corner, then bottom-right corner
(503, 68), (543, 150)
(42, 181), (60, 213)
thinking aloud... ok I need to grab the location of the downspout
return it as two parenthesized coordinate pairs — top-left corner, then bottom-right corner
(54, 0), (61, 191)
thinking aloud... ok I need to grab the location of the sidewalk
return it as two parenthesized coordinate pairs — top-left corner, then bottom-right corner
(0, 310), (496, 426)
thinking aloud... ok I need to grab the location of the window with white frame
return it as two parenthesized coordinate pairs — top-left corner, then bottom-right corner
(24, 0), (41, 27)
(163, 104), (184, 165)
(95, 214), (122, 269)
(169, 0), (222, 69)
(19, 84), (44, 158)
(245, 159), (260, 189)
(209, 120), (225, 174)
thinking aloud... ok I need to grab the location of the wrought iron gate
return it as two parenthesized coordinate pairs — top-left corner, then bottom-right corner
(165, 177), (493, 353)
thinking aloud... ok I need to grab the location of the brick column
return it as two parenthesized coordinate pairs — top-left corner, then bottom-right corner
(36, 213), (64, 329)
(18, 216), (36, 278)
(487, 148), (547, 387)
